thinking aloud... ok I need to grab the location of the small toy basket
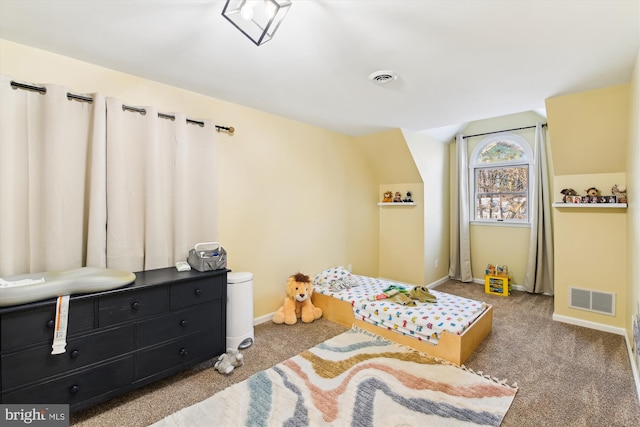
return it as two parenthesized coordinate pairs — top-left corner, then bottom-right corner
(187, 242), (227, 272)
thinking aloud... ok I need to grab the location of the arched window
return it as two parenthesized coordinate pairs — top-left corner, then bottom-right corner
(469, 133), (533, 223)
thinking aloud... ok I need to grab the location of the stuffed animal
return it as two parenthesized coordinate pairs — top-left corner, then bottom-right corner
(612, 184), (627, 202)
(226, 348), (244, 368)
(403, 191), (413, 203)
(585, 187), (600, 197)
(214, 353), (235, 375)
(560, 188), (577, 202)
(393, 192), (403, 202)
(214, 348), (244, 374)
(382, 191), (393, 202)
(272, 273), (322, 325)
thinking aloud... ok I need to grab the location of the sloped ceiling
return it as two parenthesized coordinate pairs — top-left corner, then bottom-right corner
(0, 1), (638, 136)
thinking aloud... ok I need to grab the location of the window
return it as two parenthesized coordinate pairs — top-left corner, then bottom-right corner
(469, 133), (533, 223)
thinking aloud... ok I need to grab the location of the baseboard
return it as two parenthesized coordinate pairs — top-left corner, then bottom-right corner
(426, 275), (451, 289)
(254, 312), (274, 326)
(552, 313), (626, 336)
(624, 333), (640, 404)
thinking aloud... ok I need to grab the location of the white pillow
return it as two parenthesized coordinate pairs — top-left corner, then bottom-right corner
(313, 266), (356, 291)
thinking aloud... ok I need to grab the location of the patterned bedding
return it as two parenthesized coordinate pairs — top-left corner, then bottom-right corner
(313, 267), (487, 345)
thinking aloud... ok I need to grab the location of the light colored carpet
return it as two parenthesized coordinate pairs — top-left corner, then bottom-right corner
(151, 327), (517, 427)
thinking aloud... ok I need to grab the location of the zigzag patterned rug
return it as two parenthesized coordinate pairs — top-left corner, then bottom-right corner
(153, 327), (517, 427)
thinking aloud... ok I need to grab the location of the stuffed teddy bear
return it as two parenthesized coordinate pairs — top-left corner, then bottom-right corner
(393, 192), (403, 202)
(214, 348), (244, 374)
(382, 191), (393, 202)
(272, 273), (322, 325)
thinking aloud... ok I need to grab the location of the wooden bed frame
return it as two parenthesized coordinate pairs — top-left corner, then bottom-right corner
(311, 292), (493, 366)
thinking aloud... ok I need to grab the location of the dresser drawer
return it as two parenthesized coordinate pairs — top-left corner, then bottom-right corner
(137, 300), (222, 348)
(98, 286), (168, 327)
(1, 299), (94, 351)
(1, 325), (133, 390)
(135, 328), (223, 380)
(2, 356), (132, 406)
(171, 276), (223, 310)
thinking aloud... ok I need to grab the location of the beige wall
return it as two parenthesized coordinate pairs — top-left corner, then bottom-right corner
(377, 183), (424, 284)
(627, 50), (640, 344)
(0, 39), (380, 319)
(451, 111), (546, 286)
(548, 85), (629, 176)
(546, 84), (630, 329)
(403, 130), (450, 285)
(353, 129), (422, 185)
(354, 129), (425, 283)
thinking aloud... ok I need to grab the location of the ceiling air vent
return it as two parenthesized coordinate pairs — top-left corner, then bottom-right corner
(369, 70), (397, 85)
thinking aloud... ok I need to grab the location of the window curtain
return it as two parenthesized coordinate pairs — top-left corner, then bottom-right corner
(0, 75), (218, 277)
(105, 99), (218, 272)
(0, 75), (107, 276)
(523, 123), (554, 294)
(449, 134), (473, 282)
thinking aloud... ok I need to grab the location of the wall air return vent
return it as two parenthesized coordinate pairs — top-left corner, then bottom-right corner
(569, 287), (615, 316)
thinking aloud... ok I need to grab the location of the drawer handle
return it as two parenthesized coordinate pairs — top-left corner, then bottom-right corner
(46, 319), (55, 329)
(131, 301), (141, 310)
(194, 289), (202, 296)
(69, 385), (80, 395)
(70, 350), (80, 359)
(179, 348), (188, 356)
(180, 320), (188, 327)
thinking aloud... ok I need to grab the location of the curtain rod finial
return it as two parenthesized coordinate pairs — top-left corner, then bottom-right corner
(216, 125), (235, 135)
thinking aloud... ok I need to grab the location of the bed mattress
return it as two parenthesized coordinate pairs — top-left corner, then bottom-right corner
(313, 267), (487, 345)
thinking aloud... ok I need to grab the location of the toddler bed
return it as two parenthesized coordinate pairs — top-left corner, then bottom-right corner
(311, 267), (493, 366)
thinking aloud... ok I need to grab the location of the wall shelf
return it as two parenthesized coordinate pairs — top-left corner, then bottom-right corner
(377, 202), (417, 206)
(552, 202), (627, 209)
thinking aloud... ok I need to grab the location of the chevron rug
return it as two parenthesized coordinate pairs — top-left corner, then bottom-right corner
(152, 327), (517, 427)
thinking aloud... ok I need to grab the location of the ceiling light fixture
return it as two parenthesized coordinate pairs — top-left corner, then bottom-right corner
(222, 0), (292, 46)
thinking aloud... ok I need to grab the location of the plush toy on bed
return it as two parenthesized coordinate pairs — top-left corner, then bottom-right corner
(272, 273), (323, 325)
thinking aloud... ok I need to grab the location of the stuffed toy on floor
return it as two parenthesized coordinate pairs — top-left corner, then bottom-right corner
(214, 348), (244, 375)
(272, 273), (322, 325)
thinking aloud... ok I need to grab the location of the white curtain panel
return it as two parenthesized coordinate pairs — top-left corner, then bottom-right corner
(105, 100), (218, 271)
(0, 75), (107, 276)
(449, 134), (473, 282)
(1, 75), (218, 276)
(524, 123), (554, 294)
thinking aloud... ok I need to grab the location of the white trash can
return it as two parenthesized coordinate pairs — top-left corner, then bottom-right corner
(226, 272), (254, 350)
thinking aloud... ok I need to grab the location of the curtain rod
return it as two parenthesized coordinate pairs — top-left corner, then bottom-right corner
(10, 80), (235, 134)
(462, 123), (547, 139)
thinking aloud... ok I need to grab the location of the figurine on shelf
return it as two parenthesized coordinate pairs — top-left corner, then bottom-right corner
(612, 184), (627, 203)
(560, 188), (578, 202)
(393, 192), (403, 203)
(585, 187), (600, 197)
(402, 191), (413, 203)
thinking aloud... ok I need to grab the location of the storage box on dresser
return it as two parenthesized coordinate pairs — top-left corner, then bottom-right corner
(0, 267), (228, 413)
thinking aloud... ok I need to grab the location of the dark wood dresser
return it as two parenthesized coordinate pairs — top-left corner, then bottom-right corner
(0, 267), (228, 413)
